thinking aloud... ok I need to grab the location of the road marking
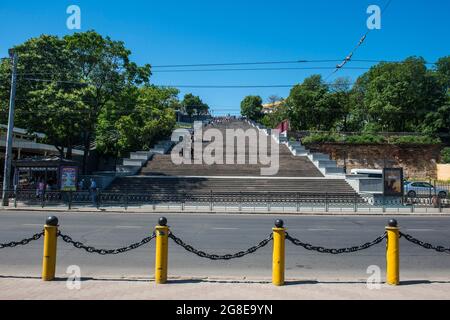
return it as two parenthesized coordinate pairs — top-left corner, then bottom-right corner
(405, 229), (434, 232)
(212, 228), (239, 230)
(115, 226), (143, 229)
(307, 228), (336, 231)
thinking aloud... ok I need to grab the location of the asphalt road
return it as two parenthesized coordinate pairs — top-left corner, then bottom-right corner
(1, 211), (449, 281)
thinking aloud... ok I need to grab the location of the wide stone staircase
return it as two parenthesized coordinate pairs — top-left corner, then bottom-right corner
(108, 177), (357, 195)
(139, 121), (322, 177)
(106, 120), (357, 197)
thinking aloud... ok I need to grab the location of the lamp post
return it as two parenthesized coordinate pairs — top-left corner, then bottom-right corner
(2, 49), (18, 206)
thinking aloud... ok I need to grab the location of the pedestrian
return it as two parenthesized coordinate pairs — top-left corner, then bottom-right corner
(78, 179), (85, 191)
(90, 179), (98, 207)
(36, 180), (45, 198)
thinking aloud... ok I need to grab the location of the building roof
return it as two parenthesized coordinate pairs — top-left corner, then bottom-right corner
(262, 100), (285, 109)
(13, 156), (79, 168)
(0, 124), (45, 139)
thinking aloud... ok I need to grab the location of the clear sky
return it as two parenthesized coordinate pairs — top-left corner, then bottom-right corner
(1, 0), (449, 115)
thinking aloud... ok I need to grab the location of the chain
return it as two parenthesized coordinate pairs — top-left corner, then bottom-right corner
(399, 232), (450, 254)
(168, 232), (273, 260)
(285, 232), (387, 254)
(58, 231), (156, 255)
(0, 231), (44, 249)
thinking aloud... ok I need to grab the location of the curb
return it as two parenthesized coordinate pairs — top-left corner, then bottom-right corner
(2, 207), (450, 216)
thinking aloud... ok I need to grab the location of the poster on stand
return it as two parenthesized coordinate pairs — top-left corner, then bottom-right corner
(383, 168), (404, 197)
(60, 166), (78, 191)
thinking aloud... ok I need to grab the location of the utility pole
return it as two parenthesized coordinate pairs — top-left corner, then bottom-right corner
(2, 50), (18, 206)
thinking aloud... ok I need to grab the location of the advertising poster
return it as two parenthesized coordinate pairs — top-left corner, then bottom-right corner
(60, 166), (78, 191)
(383, 168), (404, 197)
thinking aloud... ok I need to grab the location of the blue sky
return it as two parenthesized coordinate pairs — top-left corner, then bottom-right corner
(1, 0), (449, 115)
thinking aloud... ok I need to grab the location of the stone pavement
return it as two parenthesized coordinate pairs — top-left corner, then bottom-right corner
(1, 276), (450, 300)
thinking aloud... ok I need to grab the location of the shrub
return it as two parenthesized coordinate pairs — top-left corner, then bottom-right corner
(344, 133), (385, 144)
(388, 135), (441, 145)
(302, 133), (342, 144)
(301, 132), (442, 145)
(441, 147), (450, 164)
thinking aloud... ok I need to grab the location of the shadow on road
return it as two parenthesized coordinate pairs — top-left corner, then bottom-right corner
(1, 275), (450, 286)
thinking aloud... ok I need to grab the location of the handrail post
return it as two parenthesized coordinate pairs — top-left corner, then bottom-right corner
(68, 191), (73, 210)
(41, 188), (45, 208)
(14, 189), (17, 208)
(210, 190), (213, 211)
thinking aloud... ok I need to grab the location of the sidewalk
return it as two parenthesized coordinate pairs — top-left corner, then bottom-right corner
(2, 205), (450, 216)
(1, 276), (450, 300)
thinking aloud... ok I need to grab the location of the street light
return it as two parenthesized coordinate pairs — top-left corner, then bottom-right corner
(2, 49), (18, 206)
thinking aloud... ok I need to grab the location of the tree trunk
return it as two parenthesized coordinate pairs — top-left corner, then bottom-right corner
(66, 146), (73, 160)
(55, 145), (65, 159)
(82, 131), (91, 175)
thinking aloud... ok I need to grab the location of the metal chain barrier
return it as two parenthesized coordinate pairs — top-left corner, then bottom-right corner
(0, 231), (44, 249)
(168, 232), (273, 260)
(399, 232), (450, 254)
(285, 232), (387, 254)
(58, 231), (156, 255)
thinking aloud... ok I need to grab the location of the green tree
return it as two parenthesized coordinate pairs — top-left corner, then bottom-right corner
(240, 95), (263, 120)
(64, 31), (151, 172)
(286, 75), (337, 130)
(0, 35), (85, 158)
(435, 56), (450, 88)
(0, 31), (151, 173)
(182, 93), (209, 117)
(96, 85), (178, 158)
(330, 77), (353, 131)
(353, 57), (446, 132)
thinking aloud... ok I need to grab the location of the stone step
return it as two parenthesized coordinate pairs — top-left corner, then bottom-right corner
(123, 159), (146, 166)
(321, 167), (345, 175)
(309, 153), (330, 161)
(115, 165), (142, 175)
(314, 160), (337, 168)
(108, 177), (356, 194)
(130, 153), (151, 160)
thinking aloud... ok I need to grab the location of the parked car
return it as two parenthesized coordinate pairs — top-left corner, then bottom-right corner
(404, 181), (448, 198)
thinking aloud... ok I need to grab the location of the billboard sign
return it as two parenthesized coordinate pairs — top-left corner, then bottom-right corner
(383, 168), (404, 197)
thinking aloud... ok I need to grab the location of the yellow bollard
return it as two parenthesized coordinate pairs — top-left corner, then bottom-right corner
(42, 216), (59, 281)
(272, 219), (286, 286)
(386, 219), (400, 285)
(155, 217), (169, 284)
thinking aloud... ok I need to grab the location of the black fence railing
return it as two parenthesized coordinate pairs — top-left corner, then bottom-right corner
(1, 189), (449, 211)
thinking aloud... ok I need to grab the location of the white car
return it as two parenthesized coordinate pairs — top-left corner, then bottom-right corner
(404, 181), (448, 199)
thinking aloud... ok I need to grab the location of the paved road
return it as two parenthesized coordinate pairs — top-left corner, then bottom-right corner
(1, 211), (449, 281)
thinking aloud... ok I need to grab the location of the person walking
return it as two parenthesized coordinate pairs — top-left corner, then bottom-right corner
(90, 179), (98, 207)
(36, 180), (45, 198)
(78, 179), (85, 191)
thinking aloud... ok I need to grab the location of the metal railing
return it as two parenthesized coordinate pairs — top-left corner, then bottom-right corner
(1, 188), (449, 212)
